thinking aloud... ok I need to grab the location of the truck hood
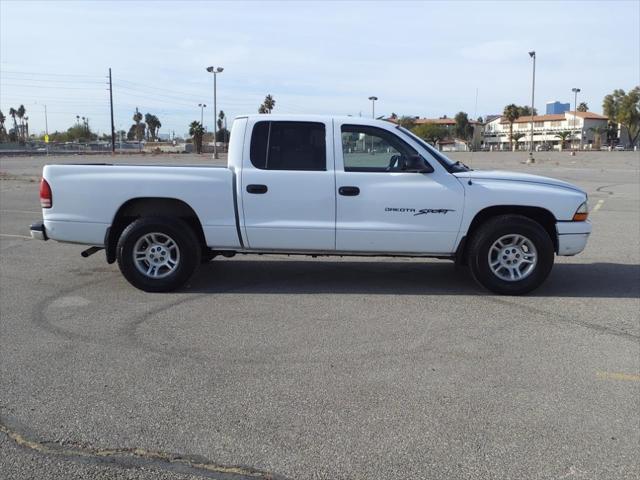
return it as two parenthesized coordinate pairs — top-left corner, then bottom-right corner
(453, 170), (585, 194)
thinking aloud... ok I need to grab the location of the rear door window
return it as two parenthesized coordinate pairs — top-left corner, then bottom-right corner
(250, 121), (326, 171)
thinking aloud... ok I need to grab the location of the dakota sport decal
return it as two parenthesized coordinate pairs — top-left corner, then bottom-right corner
(385, 207), (456, 215)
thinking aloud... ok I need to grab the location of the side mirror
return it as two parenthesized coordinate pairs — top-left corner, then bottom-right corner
(402, 155), (432, 173)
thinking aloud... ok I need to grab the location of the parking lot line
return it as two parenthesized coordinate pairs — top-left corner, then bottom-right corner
(592, 200), (605, 212)
(0, 209), (41, 215)
(596, 371), (640, 382)
(0, 233), (31, 239)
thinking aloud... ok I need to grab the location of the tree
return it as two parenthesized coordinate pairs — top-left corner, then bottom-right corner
(144, 113), (161, 140)
(577, 102), (588, 112)
(127, 123), (146, 141)
(0, 110), (6, 142)
(503, 104), (520, 151)
(189, 121), (205, 154)
(511, 132), (525, 150)
(412, 123), (448, 146)
(516, 105), (537, 117)
(390, 112), (398, 120)
(554, 131), (572, 151)
(397, 116), (416, 129)
(603, 87), (640, 147)
(589, 125), (606, 150)
(454, 111), (473, 141)
(263, 94), (275, 113)
(258, 94), (276, 114)
(16, 104), (26, 140)
(132, 107), (144, 141)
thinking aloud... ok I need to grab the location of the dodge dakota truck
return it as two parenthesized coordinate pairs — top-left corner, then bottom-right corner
(30, 115), (591, 294)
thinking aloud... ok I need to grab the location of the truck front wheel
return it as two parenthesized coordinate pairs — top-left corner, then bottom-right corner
(467, 215), (554, 295)
(116, 217), (201, 292)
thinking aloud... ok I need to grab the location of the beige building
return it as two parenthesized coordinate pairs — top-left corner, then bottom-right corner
(483, 111), (608, 150)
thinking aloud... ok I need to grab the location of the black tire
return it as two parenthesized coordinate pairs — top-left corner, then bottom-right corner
(116, 216), (201, 292)
(467, 215), (554, 295)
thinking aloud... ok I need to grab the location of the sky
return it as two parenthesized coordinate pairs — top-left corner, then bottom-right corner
(1, 0), (639, 137)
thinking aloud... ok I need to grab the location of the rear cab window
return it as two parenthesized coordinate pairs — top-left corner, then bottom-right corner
(250, 121), (326, 171)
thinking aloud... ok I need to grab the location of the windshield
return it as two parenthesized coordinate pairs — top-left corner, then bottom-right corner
(396, 126), (470, 172)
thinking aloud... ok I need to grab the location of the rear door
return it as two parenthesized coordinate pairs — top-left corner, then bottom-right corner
(240, 118), (336, 251)
(334, 121), (464, 254)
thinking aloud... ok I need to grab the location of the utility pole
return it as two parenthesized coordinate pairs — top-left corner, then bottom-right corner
(109, 68), (116, 154)
(44, 104), (49, 156)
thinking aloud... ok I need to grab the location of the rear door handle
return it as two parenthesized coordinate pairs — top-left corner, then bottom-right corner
(338, 186), (360, 196)
(246, 184), (268, 194)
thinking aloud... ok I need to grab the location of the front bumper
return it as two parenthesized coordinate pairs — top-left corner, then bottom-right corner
(556, 220), (591, 256)
(30, 221), (48, 241)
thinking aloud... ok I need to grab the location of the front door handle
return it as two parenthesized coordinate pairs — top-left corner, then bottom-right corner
(338, 186), (360, 196)
(246, 184), (268, 194)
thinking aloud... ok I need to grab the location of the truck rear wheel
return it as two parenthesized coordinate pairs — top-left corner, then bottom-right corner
(116, 216), (201, 292)
(468, 215), (554, 295)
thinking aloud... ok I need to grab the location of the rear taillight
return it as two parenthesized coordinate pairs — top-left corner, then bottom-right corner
(40, 178), (52, 208)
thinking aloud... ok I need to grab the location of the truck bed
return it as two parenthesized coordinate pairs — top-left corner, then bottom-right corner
(42, 163), (241, 248)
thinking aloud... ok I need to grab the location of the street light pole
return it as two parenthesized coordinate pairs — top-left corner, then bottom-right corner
(368, 96), (378, 119)
(206, 66), (224, 159)
(572, 87), (581, 151)
(528, 51), (536, 155)
(198, 103), (207, 126)
(367, 96), (378, 153)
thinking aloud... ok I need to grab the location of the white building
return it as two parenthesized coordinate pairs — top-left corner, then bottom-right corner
(483, 111), (608, 151)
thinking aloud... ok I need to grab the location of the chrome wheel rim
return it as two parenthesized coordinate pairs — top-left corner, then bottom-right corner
(488, 234), (537, 282)
(133, 232), (180, 279)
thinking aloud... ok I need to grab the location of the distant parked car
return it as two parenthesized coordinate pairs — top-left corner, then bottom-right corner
(614, 145), (626, 151)
(536, 144), (551, 151)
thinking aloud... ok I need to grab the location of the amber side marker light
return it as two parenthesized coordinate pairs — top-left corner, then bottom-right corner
(572, 201), (588, 221)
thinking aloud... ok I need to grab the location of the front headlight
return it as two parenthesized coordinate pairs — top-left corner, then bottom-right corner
(572, 201), (589, 221)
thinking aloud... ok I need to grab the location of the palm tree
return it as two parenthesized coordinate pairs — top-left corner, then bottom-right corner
(511, 132), (525, 150)
(17, 105), (26, 140)
(145, 113), (161, 140)
(503, 104), (520, 151)
(577, 102), (588, 112)
(8, 108), (18, 140)
(258, 104), (268, 114)
(133, 108), (143, 141)
(555, 131), (572, 151)
(0, 110), (5, 141)
(189, 121), (205, 154)
(217, 110), (225, 132)
(260, 94), (275, 113)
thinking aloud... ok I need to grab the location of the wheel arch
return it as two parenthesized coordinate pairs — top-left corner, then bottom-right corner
(105, 197), (206, 264)
(456, 205), (557, 266)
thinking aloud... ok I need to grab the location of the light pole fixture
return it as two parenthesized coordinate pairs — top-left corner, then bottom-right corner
(198, 103), (207, 126)
(528, 51), (536, 155)
(572, 87), (581, 151)
(368, 96), (378, 119)
(206, 66), (224, 159)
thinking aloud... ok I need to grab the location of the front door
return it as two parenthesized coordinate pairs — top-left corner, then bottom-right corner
(334, 122), (464, 254)
(241, 118), (336, 251)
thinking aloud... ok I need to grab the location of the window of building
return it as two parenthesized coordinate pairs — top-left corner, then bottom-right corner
(534, 122), (544, 128)
(250, 121), (326, 171)
(341, 125), (423, 172)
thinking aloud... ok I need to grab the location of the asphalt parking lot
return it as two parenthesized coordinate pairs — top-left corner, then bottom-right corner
(1, 151), (639, 480)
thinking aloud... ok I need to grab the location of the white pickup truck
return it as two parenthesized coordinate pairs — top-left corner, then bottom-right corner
(31, 115), (591, 294)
